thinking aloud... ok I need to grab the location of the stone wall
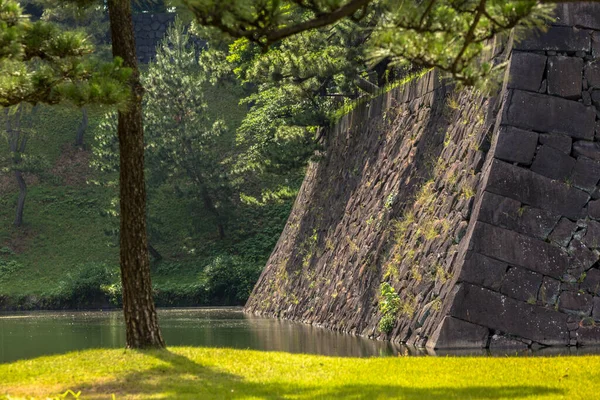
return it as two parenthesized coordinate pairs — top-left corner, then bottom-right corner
(245, 2), (600, 350)
(132, 13), (175, 64)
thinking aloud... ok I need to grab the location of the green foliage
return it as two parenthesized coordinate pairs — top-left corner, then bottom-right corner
(0, 0), (132, 107)
(51, 261), (120, 308)
(372, 0), (554, 86)
(187, 0), (554, 86)
(0, 258), (22, 282)
(201, 255), (262, 304)
(378, 282), (400, 334)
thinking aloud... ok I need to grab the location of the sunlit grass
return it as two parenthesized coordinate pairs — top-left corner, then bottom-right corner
(1, 347), (599, 399)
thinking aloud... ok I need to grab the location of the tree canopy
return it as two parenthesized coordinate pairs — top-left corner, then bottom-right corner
(0, 0), (130, 107)
(185, 0), (553, 85)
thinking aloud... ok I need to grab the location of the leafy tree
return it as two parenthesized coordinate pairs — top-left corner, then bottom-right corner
(0, 0), (130, 107)
(0, 0), (164, 348)
(185, 0), (553, 85)
(1, 104), (48, 227)
(94, 18), (231, 240)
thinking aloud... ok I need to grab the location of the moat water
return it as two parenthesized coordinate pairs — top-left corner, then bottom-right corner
(0, 308), (597, 363)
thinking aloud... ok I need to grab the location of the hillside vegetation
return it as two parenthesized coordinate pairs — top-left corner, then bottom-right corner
(0, 82), (296, 310)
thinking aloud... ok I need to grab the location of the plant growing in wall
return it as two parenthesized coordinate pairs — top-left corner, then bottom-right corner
(378, 282), (400, 334)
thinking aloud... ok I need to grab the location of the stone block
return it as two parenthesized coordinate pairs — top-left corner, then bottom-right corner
(539, 276), (561, 306)
(549, 217), (577, 247)
(450, 284), (569, 345)
(539, 134), (572, 154)
(559, 291), (593, 316)
(508, 52), (547, 92)
(514, 26), (590, 52)
(553, 3), (600, 30)
(547, 56), (583, 99)
(593, 297), (600, 320)
(151, 21), (160, 30)
(568, 239), (600, 271)
(572, 156), (600, 192)
(470, 222), (569, 279)
(478, 191), (560, 240)
(459, 251), (508, 291)
(573, 141), (600, 161)
(501, 267), (543, 302)
(585, 61), (600, 89)
(583, 220), (600, 249)
(531, 145), (576, 181)
(589, 199), (600, 220)
(594, 32), (600, 59)
(427, 316), (489, 349)
(477, 191), (521, 225)
(507, 91), (595, 140)
(494, 126), (538, 165)
(575, 326), (600, 345)
(485, 160), (590, 220)
(488, 335), (529, 350)
(582, 269), (600, 296)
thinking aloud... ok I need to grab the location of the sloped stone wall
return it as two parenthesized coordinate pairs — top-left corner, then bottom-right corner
(245, 56), (508, 346)
(246, 2), (600, 349)
(442, 2), (600, 349)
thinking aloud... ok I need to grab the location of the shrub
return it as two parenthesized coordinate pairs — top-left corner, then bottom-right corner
(51, 262), (120, 308)
(378, 282), (400, 334)
(201, 255), (262, 305)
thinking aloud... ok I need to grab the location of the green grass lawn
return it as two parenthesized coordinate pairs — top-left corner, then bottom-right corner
(0, 347), (598, 399)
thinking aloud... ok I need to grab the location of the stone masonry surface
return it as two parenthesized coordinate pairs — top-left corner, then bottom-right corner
(245, 2), (600, 350)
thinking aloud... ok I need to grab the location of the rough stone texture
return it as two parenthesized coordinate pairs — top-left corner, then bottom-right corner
(494, 126), (538, 165)
(427, 317), (489, 349)
(559, 291), (593, 316)
(530, 145), (576, 181)
(450, 284), (569, 346)
(507, 52), (546, 92)
(585, 61), (600, 88)
(506, 90), (596, 139)
(500, 267), (543, 302)
(539, 134), (572, 154)
(246, 3), (600, 350)
(573, 141), (600, 161)
(485, 159), (589, 220)
(458, 252), (507, 291)
(549, 218), (577, 247)
(539, 277), (561, 306)
(547, 56), (583, 99)
(553, 2), (600, 30)
(582, 269), (600, 296)
(572, 156), (600, 192)
(514, 26), (590, 52)
(245, 69), (500, 347)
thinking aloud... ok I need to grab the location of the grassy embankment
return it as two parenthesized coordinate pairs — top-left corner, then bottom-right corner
(0, 82), (294, 309)
(0, 348), (598, 399)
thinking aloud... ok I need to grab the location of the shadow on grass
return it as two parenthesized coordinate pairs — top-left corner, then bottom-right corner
(84, 350), (565, 399)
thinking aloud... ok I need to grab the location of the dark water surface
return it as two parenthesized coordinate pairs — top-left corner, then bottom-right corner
(0, 307), (404, 363)
(2, 308), (598, 363)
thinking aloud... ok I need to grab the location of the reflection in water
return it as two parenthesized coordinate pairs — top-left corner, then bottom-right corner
(0, 308), (403, 363)
(1, 308), (599, 364)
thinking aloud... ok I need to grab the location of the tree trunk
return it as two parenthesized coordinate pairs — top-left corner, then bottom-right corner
(75, 107), (87, 147)
(107, 0), (165, 349)
(13, 170), (26, 227)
